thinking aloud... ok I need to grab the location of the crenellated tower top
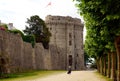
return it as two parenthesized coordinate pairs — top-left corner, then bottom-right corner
(45, 15), (84, 26)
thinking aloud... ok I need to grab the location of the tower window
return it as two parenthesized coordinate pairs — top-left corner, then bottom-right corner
(69, 33), (72, 46)
(69, 33), (72, 38)
(69, 40), (72, 45)
(77, 54), (79, 57)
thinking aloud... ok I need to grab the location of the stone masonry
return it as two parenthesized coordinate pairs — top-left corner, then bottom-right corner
(45, 15), (84, 70)
(0, 15), (84, 73)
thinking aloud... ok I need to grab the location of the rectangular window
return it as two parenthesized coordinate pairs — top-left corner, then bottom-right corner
(69, 33), (72, 46)
(69, 33), (72, 38)
(69, 40), (72, 45)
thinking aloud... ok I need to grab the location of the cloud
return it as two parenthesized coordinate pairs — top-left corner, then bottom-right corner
(0, 0), (82, 30)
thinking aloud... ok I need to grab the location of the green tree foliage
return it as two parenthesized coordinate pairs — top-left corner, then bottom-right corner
(23, 15), (51, 49)
(74, 0), (120, 58)
(9, 29), (35, 47)
(9, 29), (24, 38)
(23, 35), (35, 48)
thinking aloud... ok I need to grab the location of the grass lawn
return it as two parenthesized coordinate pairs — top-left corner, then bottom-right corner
(95, 72), (112, 81)
(0, 70), (66, 81)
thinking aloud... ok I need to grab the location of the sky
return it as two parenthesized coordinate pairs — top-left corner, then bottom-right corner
(0, 0), (86, 39)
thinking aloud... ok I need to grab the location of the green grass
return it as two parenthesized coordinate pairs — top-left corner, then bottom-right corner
(0, 70), (65, 81)
(95, 72), (112, 81)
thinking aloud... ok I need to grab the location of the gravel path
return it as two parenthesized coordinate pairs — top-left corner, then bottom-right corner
(34, 70), (106, 81)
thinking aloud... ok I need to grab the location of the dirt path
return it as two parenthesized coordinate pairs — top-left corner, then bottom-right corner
(34, 70), (106, 81)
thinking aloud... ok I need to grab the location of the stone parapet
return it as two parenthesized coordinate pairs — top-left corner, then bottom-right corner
(45, 15), (83, 26)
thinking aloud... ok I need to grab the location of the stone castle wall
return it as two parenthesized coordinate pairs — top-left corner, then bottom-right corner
(0, 30), (23, 73)
(0, 30), (67, 73)
(0, 30), (50, 73)
(0, 15), (84, 73)
(49, 45), (66, 70)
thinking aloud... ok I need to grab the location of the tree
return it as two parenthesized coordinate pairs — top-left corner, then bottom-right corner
(23, 15), (51, 49)
(23, 35), (35, 48)
(74, 0), (120, 80)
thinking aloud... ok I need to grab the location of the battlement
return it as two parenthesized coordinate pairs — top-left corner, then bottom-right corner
(45, 15), (83, 26)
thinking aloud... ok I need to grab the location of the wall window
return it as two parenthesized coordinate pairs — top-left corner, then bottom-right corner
(69, 40), (72, 45)
(77, 54), (79, 57)
(69, 33), (72, 38)
(69, 33), (72, 46)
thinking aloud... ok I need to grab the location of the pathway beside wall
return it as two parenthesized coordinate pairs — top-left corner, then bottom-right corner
(34, 70), (107, 81)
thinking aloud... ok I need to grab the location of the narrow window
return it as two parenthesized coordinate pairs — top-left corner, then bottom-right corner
(69, 40), (72, 45)
(69, 33), (72, 45)
(69, 33), (72, 38)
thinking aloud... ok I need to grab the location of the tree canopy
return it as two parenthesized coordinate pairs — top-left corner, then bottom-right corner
(23, 15), (51, 49)
(74, 0), (120, 58)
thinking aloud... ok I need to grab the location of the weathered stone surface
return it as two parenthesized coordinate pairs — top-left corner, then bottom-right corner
(45, 15), (85, 70)
(34, 43), (45, 70)
(22, 42), (33, 71)
(49, 45), (66, 70)
(0, 15), (85, 73)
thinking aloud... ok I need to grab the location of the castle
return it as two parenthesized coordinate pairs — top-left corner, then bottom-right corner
(0, 15), (84, 74)
(45, 15), (84, 70)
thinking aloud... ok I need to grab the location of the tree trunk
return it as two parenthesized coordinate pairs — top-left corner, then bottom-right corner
(111, 52), (116, 81)
(117, 52), (120, 81)
(100, 56), (104, 74)
(115, 36), (120, 81)
(96, 58), (100, 72)
(103, 55), (107, 76)
(107, 52), (111, 78)
(100, 56), (102, 74)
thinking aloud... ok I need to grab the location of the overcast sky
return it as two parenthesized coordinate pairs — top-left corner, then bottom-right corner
(0, 0), (83, 30)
